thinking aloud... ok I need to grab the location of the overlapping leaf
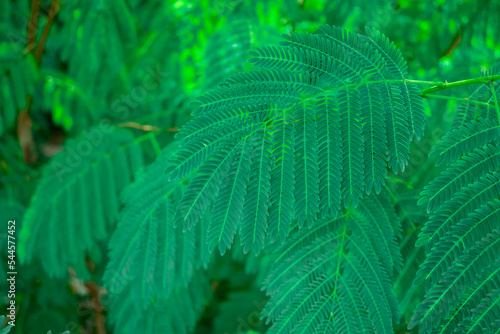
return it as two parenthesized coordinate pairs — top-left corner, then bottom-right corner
(261, 192), (402, 334)
(412, 66), (500, 334)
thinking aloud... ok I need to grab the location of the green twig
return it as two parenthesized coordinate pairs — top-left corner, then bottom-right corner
(423, 94), (492, 106)
(149, 134), (162, 156)
(407, 79), (445, 86)
(387, 177), (413, 189)
(421, 75), (500, 95)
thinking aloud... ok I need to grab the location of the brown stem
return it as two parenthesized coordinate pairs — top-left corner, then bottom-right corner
(118, 121), (179, 132)
(441, 27), (463, 57)
(84, 282), (107, 334)
(27, 0), (39, 53)
(17, 100), (37, 164)
(18, 0), (60, 164)
(17, 0), (41, 164)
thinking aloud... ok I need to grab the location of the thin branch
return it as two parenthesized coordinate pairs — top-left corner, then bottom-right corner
(18, 0), (61, 165)
(118, 121), (179, 132)
(423, 93), (493, 106)
(149, 135), (162, 156)
(84, 281), (107, 334)
(17, 0), (42, 164)
(441, 27), (462, 57)
(118, 122), (160, 132)
(26, 0), (40, 53)
(17, 102), (37, 164)
(407, 79), (445, 86)
(421, 75), (500, 95)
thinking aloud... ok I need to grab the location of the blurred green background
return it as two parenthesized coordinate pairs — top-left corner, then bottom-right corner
(1, 0), (499, 333)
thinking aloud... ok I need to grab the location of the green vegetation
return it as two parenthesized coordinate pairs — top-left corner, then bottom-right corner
(1, 0), (500, 333)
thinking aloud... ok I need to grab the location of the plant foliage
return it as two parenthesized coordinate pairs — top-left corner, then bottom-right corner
(2, 1), (500, 333)
(166, 25), (425, 256)
(410, 65), (500, 334)
(261, 191), (402, 334)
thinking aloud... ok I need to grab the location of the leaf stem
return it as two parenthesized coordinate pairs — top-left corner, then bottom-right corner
(420, 75), (500, 95)
(149, 134), (162, 156)
(387, 177), (413, 189)
(423, 94), (492, 106)
(406, 79), (445, 86)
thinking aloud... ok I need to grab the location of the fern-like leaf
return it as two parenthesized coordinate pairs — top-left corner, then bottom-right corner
(261, 192), (402, 333)
(453, 64), (500, 128)
(166, 25), (424, 253)
(413, 75), (500, 332)
(427, 118), (500, 167)
(19, 127), (145, 278)
(104, 144), (211, 332)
